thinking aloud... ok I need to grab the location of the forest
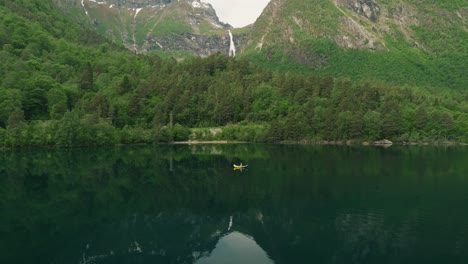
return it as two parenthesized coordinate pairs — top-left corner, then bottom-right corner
(1, 0), (467, 148)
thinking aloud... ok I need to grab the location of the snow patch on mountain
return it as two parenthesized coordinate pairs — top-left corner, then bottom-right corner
(89, 0), (106, 4)
(192, 1), (201, 8)
(192, 0), (211, 9)
(211, 22), (222, 28)
(134, 8), (143, 18)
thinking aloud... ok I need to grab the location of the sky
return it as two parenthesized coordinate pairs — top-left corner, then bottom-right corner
(202, 0), (271, 28)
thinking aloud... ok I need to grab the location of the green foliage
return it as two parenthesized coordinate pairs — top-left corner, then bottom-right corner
(0, 89), (23, 127)
(80, 62), (94, 91)
(26, 120), (56, 147)
(119, 125), (153, 144)
(56, 111), (80, 147)
(0, 0), (466, 148)
(5, 109), (28, 147)
(153, 126), (174, 143)
(47, 87), (68, 119)
(220, 124), (269, 142)
(363, 111), (382, 140)
(0, 126), (5, 146)
(119, 75), (132, 95)
(172, 123), (191, 141)
(152, 16), (192, 36)
(84, 120), (117, 146)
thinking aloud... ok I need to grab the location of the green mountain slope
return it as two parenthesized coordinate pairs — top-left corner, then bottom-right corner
(243, 0), (468, 89)
(0, 0), (151, 125)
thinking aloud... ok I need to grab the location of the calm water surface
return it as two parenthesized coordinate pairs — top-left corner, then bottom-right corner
(0, 144), (467, 264)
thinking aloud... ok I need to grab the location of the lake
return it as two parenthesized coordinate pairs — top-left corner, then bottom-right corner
(1, 144), (467, 263)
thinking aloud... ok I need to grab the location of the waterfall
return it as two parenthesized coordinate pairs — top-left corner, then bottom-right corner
(228, 216), (233, 231)
(228, 30), (236, 57)
(81, 0), (89, 16)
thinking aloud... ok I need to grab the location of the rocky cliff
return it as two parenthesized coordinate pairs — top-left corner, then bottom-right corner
(243, 0), (467, 88)
(144, 31), (248, 57)
(56, 0), (246, 56)
(246, 0), (467, 52)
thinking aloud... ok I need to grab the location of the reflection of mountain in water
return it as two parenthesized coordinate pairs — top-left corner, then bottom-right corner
(196, 231), (273, 264)
(78, 212), (274, 264)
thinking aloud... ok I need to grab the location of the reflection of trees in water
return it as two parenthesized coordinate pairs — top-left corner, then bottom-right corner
(334, 210), (417, 263)
(0, 145), (271, 263)
(0, 145), (467, 263)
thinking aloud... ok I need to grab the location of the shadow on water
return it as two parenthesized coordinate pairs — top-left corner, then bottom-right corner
(0, 144), (467, 263)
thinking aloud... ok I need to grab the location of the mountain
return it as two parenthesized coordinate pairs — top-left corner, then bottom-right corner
(243, 0), (468, 89)
(54, 0), (246, 56)
(54, 0), (467, 90)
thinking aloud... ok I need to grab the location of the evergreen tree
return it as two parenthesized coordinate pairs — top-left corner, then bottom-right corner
(319, 74), (334, 98)
(80, 62), (94, 91)
(0, 89), (23, 127)
(5, 109), (28, 147)
(56, 111), (80, 147)
(119, 75), (132, 94)
(363, 110), (382, 140)
(414, 106), (428, 130)
(47, 87), (68, 119)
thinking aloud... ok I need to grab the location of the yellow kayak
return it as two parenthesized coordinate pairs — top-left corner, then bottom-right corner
(233, 164), (248, 169)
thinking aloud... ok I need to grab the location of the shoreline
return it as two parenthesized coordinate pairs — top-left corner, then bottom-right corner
(172, 140), (231, 144)
(279, 140), (467, 147)
(0, 140), (466, 151)
(171, 140), (251, 145)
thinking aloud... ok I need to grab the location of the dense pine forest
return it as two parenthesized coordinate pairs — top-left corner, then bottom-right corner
(1, 0), (467, 148)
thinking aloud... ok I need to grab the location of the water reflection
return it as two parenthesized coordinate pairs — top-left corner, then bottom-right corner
(1, 145), (467, 263)
(196, 231), (274, 264)
(75, 212), (274, 264)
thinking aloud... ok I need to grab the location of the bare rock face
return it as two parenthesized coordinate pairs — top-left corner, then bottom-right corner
(333, 16), (383, 50)
(346, 0), (381, 22)
(144, 31), (248, 57)
(62, 0), (243, 56)
(333, 0), (381, 21)
(373, 139), (393, 146)
(104, 0), (172, 8)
